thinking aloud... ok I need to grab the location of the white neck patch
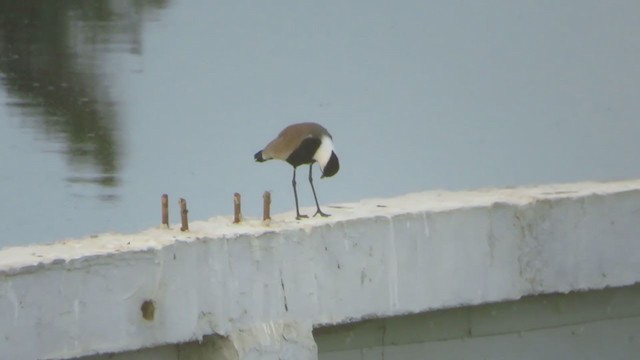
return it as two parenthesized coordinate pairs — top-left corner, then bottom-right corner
(313, 135), (335, 173)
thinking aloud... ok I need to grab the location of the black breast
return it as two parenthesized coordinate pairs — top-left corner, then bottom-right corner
(286, 137), (321, 167)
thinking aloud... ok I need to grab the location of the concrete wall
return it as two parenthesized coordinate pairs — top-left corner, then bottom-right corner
(316, 284), (640, 360)
(1, 180), (639, 359)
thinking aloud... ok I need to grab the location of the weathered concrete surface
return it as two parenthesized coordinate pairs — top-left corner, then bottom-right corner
(1, 180), (639, 359)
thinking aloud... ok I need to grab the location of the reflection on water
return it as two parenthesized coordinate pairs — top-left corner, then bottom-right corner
(0, 0), (167, 193)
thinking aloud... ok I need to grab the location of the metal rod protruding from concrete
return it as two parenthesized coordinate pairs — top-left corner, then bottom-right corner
(161, 194), (169, 227)
(179, 198), (189, 231)
(263, 191), (271, 221)
(233, 193), (242, 224)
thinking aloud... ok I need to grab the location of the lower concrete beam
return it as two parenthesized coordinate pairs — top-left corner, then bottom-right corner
(316, 284), (640, 359)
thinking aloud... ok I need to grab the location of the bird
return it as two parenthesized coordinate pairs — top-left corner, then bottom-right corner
(254, 122), (339, 220)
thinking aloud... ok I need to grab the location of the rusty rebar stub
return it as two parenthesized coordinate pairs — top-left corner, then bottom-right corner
(179, 198), (189, 231)
(263, 191), (271, 222)
(161, 194), (169, 228)
(233, 192), (242, 224)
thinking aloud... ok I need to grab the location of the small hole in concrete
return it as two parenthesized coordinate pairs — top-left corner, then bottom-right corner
(141, 300), (155, 321)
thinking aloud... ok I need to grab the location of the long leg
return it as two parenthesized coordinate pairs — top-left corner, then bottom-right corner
(292, 167), (307, 220)
(309, 164), (330, 217)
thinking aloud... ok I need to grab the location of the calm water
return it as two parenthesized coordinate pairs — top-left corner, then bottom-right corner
(1, 0), (639, 248)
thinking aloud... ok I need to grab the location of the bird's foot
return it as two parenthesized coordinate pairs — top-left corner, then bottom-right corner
(296, 214), (309, 220)
(314, 210), (331, 218)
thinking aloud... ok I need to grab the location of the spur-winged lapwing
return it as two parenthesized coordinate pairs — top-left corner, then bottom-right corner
(254, 122), (339, 220)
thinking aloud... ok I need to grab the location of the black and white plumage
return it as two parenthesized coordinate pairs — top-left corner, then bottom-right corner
(254, 122), (340, 220)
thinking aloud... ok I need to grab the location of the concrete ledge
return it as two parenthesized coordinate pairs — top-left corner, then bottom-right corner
(1, 180), (640, 359)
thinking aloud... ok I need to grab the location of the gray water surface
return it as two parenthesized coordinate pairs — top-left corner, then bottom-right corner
(1, 0), (639, 248)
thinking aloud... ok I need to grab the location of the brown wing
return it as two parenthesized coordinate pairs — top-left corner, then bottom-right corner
(262, 122), (329, 160)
